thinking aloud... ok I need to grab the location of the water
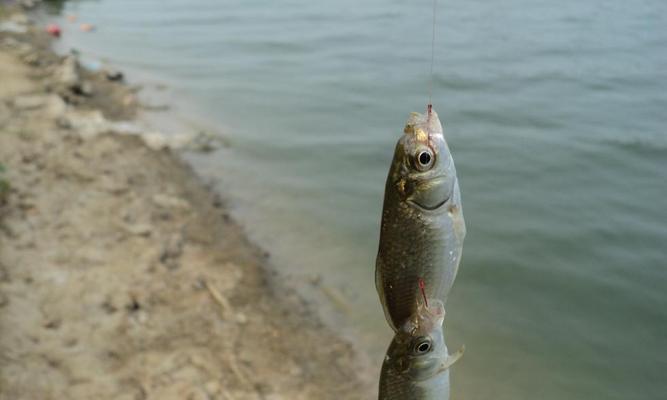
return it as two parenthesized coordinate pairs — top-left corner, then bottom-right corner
(46, 0), (667, 398)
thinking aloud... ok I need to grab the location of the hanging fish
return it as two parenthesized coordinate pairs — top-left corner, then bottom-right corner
(379, 299), (464, 400)
(375, 108), (465, 332)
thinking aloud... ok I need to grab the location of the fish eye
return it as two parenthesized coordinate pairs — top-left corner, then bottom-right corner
(414, 149), (434, 171)
(413, 337), (432, 355)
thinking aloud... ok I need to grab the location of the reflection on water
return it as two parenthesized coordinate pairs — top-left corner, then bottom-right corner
(49, 0), (667, 398)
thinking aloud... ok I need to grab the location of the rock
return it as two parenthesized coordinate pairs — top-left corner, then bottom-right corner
(236, 312), (248, 325)
(151, 194), (191, 211)
(99, 175), (129, 195)
(10, 13), (30, 25)
(105, 69), (124, 82)
(141, 131), (170, 151)
(121, 222), (153, 237)
(122, 93), (138, 107)
(264, 395), (287, 400)
(72, 80), (94, 97)
(0, 263), (9, 282)
(204, 381), (221, 396)
(62, 110), (110, 139)
(12, 95), (47, 110)
(108, 121), (145, 135)
(43, 318), (62, 330)
(184, 131), (229, 152)
(22, 52), (40, 66)
(1, 37), (20, 49)
(185, 388), (208, 400)
(143, 131), (230, 153)
(20, 0), (39, 10)
(141, 103), (170, 112)
(160, 232), (184, 270)
(55, 116), (72, 129)
(0, 21), (28, 34)
(55, 55), (81, 88)
(45, 95), (67, 118)
(308, 274), (322, 286)
(15, 42), (33, 57)
(0, 102), (10, 126)
(227, 391), (261, 400)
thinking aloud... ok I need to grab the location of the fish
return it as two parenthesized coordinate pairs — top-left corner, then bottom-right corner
(375, 108), (466, 332)
(379, 299), (464, 400)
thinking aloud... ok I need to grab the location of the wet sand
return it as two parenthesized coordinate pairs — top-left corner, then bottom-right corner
(0, 4), (374, 399)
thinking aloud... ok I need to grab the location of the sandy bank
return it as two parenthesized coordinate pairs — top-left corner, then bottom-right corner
(0, 4), (373, 399)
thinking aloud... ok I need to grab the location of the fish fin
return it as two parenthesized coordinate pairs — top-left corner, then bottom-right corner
(375, 257), (398, 332)
(437, 345), (465, 373)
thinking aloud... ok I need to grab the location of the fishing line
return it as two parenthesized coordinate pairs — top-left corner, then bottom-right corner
(428, 0), (438, 111)
(419, 278), (429, 307)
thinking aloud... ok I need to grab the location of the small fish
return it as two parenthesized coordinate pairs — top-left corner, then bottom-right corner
(375, 108), (466, 331)
(378, 299), (464, 400)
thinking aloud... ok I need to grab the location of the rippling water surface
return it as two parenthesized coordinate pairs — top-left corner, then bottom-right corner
(49, 1), (666, 398)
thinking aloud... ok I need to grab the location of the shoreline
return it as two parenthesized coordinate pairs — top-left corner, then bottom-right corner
(0, 4), (374, 399)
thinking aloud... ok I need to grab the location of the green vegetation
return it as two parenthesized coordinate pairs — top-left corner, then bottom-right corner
(0, 164), (9, 206)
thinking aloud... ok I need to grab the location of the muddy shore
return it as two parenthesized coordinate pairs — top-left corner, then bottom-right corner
(0, 4), (374, 399)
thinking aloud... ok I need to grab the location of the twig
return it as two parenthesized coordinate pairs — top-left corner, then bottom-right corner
(227, 353), (250, 388)
(204, 279), (233, 318)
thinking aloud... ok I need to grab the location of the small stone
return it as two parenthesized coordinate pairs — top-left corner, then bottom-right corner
(72, 81), (94, 97)
(185, 130), (229, 152)
(45, 95), (67, 118)
(228, 391), (261, 400)
(56, 55), (80, 87)
(10, 13), (29, 25)
(122, 223), (152, 237)
(204, 381), (220, 396)
(63, 110), (110, 139)
(126, 297), (141, 312)
(23, 53), (40, 66)
(236, 312), (248, 325)
(308, 274), (322, 286)
(20, 0), (38, 10)
(43, 318), (62, 330)
(55, 116), (72, 129)
(122, 93), (137, 107)
(2, 38), (18, 49)
(12, 95), (47, 110)
(152, 194), (190, 210)
(105, 69), (124, 82)
(192, 278), (206, 291)
(159, 233), (184, 270)
(212, 195), (224, 208)
(15, 43), (32, 56)
(0, 263), (9, 282)
(185, 388), (208, 400)
(0, 292), (8, 308)
(142, 132), (169, 151)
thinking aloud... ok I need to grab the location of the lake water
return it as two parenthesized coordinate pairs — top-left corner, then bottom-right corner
(46, 0), (666, 398)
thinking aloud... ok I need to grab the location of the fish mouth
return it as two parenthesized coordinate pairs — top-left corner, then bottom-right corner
(407, 176), (451, 211)
(408, 196), (449, 211)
